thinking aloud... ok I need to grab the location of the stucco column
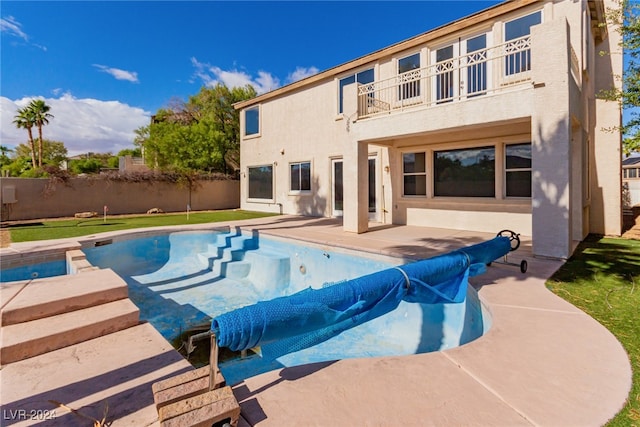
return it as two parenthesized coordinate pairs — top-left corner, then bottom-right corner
(592, 0), (623, 236)
(531, 18), (573, 259)
(342, 82), (369, 233)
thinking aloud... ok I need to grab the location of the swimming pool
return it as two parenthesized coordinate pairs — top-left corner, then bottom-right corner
(0, 259), (67, 283)
(83, 228), (491, 385)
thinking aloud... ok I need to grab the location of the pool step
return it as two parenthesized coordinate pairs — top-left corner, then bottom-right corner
(0, 268), (140, 365)
(1, 268), (128, 326)
(245, 251), (291, 295)
(223, 261), (252, 279)
(1, 298), (139, 365)
(196, 231), (259, 269)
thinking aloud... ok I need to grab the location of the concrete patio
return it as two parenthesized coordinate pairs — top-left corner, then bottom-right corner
(0, 215), (632, 426)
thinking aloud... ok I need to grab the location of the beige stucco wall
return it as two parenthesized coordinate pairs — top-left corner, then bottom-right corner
(238, 0), (621, 259)
(0, 178), (239, 221)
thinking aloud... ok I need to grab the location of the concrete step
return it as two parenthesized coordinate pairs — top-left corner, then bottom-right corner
(1, 268), (128, 326)
(197, 232), (259, 269)
(222, 261), (252, 280)
(245, 250), (290, 296)
(1, 298), (140, 365)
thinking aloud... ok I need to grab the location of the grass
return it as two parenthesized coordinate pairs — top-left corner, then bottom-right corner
(546, 235), (640, 426)
(6, 210), (279, 243)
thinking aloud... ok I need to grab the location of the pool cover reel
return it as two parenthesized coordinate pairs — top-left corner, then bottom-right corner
(212, 235), (513, 358)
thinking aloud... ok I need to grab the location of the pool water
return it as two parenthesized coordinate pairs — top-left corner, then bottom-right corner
(0, 260), (67, 283)
(83, 229), (490, 385)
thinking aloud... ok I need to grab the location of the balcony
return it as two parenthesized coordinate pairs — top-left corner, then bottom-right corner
(357, 35), (536, 120)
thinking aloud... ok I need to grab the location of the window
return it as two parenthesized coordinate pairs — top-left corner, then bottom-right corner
(290, 161), (311, 192)
(505, 143), (532, 197)
(504, 11), (541, 75)
(630, 168), (638, 179)
(339, 68), (374, 113)
(403, 152), (426, 196)
(435, 45), (454, 103)
(248, 165), (273, 200)
(245, 106), (259, 136)
(398, 53), (421, 100)
(434, 147), (495, 197)
(466, 34), (487, 96)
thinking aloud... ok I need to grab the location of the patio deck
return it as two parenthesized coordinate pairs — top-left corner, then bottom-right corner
(0, 215), (632, 426)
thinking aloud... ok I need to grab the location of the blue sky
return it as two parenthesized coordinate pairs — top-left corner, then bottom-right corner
(1, 1), (502, 155)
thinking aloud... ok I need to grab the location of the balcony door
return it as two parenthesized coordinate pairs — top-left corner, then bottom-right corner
(431, 32), (489, 103)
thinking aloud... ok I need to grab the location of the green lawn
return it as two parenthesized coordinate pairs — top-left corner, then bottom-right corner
(7, 210), (279, 243)
(546, 235), (640, 426)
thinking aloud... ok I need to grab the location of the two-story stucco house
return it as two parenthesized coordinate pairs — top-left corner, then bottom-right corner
(235, 0), (622, 260)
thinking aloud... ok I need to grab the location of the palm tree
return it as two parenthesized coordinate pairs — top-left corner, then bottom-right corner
(29, 99), (54, 167)
(12, 107), (37, 168)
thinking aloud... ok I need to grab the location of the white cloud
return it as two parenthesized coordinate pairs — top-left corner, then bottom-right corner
(1, 16), (46, 51)
(93, 64), (139, 83)
(190, 57), (277, 93)
(1, 94), (150, 156)
(1, 16), (28, 40)
(190, 58), (317, 95)
(286, 66), (319, 84)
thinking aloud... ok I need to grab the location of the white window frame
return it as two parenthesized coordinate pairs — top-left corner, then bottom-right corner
(430, 42), (458, 104)
(247, 164), (274, 202)
(338, 67), (375, 115)
(402, 151), (427, 197)
(461, 31), (491, 98)
(397, 52), (423, 105)
(289, 161), (312, 194)
(244, 106), (260, 138)
(503, 10), (543, 77)
(504, 142), (532, 198)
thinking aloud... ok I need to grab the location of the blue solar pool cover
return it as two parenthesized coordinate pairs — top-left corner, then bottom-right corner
(212, 236), (511, 358)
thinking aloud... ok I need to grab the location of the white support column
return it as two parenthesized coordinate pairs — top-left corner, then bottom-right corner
(531, 18), (573, 259)
(591, 0), (623, 236)
(342, 82), (369, 233)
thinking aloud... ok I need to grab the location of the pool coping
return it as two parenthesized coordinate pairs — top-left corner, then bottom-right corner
(0, 215), (633, 426)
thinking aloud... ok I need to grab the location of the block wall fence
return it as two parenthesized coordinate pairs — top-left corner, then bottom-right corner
(0, 178), (240, 221)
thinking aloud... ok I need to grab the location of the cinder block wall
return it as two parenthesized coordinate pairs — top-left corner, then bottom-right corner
(0, 178), (240, 221)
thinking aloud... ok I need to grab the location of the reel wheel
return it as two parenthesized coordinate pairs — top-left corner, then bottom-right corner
(497, 229), (521, 252)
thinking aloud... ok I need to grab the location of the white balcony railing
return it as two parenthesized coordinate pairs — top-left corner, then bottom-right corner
(357, 35), (534, 119)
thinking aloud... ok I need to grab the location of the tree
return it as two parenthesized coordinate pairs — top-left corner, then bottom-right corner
(140, 83), (257, 173)
(602, 0), (640, 155)
(69, 158), (103, 174)
(12, 106), (37, 167)
(12, 139), (67, 172)
(0, 145), (12, 167)
(29, 99), (54, 167)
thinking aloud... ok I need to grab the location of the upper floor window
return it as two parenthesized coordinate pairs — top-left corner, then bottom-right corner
(290, 161), (311, 192)
(402, 152), (426, 196)
(398, 53), (421, 100)
(245, 106), (260, 136)
(435, 45), (454, 103)
(465, 34), (487, 97)
(504, 11), (541, 75)
(339, 68), (374, 113)
(505, 143), (532, 197)
(434, 147), (495, 197)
